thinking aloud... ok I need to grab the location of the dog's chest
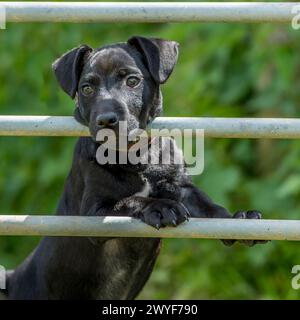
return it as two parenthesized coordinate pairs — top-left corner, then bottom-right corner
(133, 174), (152, 197)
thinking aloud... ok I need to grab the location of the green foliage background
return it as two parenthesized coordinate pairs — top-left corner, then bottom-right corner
(1, 0), (300, 299)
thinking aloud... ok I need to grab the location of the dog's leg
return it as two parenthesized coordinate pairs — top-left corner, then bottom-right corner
(180, 182), (268, 247)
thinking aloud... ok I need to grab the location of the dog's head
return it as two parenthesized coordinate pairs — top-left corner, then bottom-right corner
(52, 36), (179, 140)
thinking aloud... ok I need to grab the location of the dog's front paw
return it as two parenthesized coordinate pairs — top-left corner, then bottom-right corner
(138, 199), (190, 229)
(222, 210), (269, 247)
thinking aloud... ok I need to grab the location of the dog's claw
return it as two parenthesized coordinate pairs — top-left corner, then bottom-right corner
(155, 224), (160, 230)
(172, 219), (177, 226)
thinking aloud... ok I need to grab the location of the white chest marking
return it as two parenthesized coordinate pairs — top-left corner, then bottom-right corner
(134, 178), (151, 198)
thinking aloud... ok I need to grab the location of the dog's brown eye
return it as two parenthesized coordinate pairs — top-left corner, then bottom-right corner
(81, 85), (94, 96)
(126, 76), (141, 88)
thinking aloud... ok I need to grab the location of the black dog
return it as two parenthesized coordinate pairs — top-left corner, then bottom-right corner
(3, 36), (266, 300)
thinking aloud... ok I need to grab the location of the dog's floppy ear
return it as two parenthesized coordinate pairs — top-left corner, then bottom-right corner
(52, 45), (92, 99)
(128, 36), (179, 84)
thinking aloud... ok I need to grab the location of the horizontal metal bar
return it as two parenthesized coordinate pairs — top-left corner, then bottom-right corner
(0, 116), (90, 137)
(1, 2), (296, 23)
(0, 116), (300, 139)
(0, 216), (298, 240)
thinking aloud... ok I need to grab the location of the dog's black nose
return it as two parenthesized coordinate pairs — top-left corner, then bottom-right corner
(96, 112), (119, 128)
